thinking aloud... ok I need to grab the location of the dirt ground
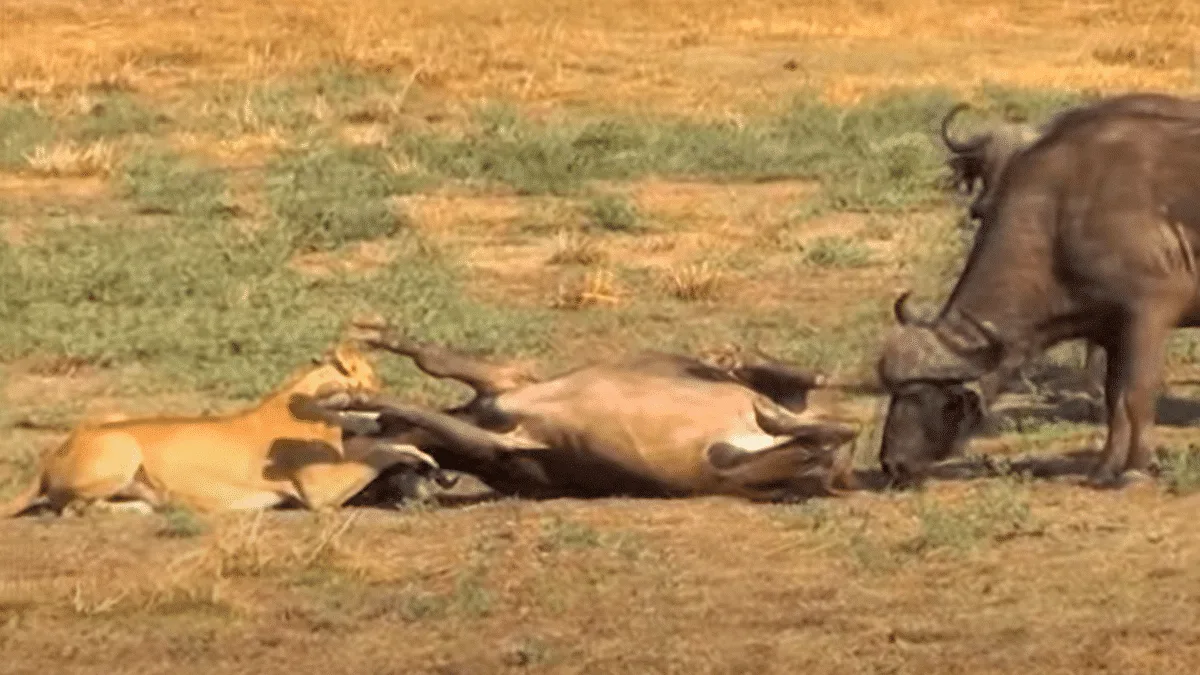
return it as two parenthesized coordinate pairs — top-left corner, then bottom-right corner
(5, 0), (1200, 673)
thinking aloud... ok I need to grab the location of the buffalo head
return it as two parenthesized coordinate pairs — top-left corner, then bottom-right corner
(875, 292), (998, 485)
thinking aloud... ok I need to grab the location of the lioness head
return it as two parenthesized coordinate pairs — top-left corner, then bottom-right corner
(306, 341), (383, 396)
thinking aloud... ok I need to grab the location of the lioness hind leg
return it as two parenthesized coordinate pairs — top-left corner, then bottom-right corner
(46, 432), (146, 515)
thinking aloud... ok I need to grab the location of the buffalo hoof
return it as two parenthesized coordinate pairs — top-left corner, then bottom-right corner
(1118, 469), (1158, 489)
(1084, 468), (1123, 489)
(1087, 467), (1157, 490)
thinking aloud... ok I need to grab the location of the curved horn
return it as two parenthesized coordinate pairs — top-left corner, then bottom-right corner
(892, 291), (932, 327)
(940, 103), (983, 154)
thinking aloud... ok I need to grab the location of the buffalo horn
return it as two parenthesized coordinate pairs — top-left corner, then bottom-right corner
(940, 103), (980, 154)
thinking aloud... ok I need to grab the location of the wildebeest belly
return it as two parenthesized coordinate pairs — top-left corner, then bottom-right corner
(497, 371), (767, 489)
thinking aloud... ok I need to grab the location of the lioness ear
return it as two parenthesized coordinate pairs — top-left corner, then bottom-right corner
(330, 342), (359, 375)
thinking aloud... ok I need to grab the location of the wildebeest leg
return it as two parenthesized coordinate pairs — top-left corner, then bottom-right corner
(709, 437), (857, 499)
(318, 392), (556, 491)
(731, 359), (827, 413)
(751, 399), (859, 447)
(323, 394), (545, 457)
(367, 335), (537, 397)
(746, 401), (861, 491)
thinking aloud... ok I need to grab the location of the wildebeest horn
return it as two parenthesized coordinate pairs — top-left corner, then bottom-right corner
(940, 103), (979, 154)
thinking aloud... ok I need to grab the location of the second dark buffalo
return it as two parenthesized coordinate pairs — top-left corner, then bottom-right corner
(881, 92), (1200, 487)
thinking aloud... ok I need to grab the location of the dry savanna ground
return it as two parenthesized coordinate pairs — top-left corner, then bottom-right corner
(5, 0), (1200, 673)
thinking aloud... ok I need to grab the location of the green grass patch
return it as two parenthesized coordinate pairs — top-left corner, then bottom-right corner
(802, 235), (873, 268)
(156, 505), (207, 539)
(537, 516), (603, 551)
(121, 149), (232, 218)
(1160, 445), (1200, 496)
(0, 213), (552, 398)
(397, 90), (962, 204)
(186, 66), (402, 136)
(973, 82), (1092, 124)
(0, 94), (165, 171)
(266, 144), (423, 252)
(394, 86), (1094, 206)
(71, 93), (164, 141)
(584, 193), (642, 232)
(0, 103), (55, 170)
(902, 477), (1039, 555)
(420, 88), (1078, 206)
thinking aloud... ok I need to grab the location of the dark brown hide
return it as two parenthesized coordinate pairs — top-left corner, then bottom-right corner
(881, 93), (1200, 485)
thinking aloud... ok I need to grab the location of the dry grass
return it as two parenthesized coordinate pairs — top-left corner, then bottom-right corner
(3, 0), (1200, 111)
(663, 261), (724, 301)
(546, 228), (606, 266)
(550, 268), (622, 309)
(24, 140), (117, 177)
(5, 488), (1200, 673)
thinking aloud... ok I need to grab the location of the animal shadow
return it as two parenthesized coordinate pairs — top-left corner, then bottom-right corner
(846, 449), (1105, 492)
(998, 393), (1200, 429)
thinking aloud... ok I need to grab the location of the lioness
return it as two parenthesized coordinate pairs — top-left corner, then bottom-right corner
(1, 342), (438, 517)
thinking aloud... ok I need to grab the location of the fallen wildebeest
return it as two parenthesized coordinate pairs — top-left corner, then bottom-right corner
(1, 341), (442, 517)
(879, 93), (1200, 488)
(313, 323), (861, 501)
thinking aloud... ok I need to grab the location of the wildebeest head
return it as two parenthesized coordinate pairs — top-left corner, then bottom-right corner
(875, 292), (996, 485)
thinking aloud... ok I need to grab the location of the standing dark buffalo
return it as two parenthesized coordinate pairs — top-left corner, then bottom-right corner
(935, 93), (1200, 425)
(880, 93), (1200, 487)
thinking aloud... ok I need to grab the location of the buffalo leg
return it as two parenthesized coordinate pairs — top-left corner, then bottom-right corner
(1122, 327), (1171, 478)
(1092, 313), (1172, 484)
(1083, 342), (1108, 423)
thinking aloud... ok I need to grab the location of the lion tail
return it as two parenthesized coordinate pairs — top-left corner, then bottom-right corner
(0, 468), (45, 518)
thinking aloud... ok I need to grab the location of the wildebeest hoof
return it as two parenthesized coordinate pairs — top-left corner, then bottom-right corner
(316, 389), (375, 411)
(338, 411), (382, 436)
(433, 470), (460, 490)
